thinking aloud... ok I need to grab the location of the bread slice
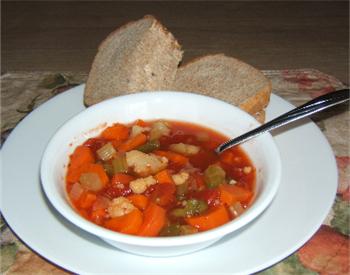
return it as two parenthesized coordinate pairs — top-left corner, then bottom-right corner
(172, 54), (271, 118)
(84, 15), (183, 106)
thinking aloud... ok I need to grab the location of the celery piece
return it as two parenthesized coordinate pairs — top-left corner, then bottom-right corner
(179, 225), (198, 235)
(176, 181), (189, 196)
(111, 154), (128, 174)
(102, 162), (114, 177)
(160, 224), (182, 236)
(204, 164), (226, 188)
(97, 142), (116, 161)
(136, 139), (160, 153)
(79, 172), (103, 191)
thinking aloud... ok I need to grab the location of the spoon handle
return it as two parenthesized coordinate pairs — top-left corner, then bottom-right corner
(215, 88), (349, 154)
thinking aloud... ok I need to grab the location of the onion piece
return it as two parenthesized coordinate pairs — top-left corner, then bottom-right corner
(69, 182), (84, 201)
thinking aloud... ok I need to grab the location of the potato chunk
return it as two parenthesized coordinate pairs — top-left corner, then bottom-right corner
(130, 125), (150, 138)
(172, 172), (190, 186)
(126, 150), (168, 176)
(169, 143), (200, 156)
(107, 197), (135, 218)
(149, 121), (171, 140)
(129, 176), (157, 194)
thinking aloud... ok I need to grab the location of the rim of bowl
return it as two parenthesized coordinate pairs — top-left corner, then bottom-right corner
(40, 91), (282, 247)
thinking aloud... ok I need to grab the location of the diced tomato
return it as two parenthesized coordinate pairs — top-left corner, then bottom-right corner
(150, 183), (176, 207)
(190, 172), (205, 191)
(111, 173), (135, 185)
(189, 149), (218, 171)
(83, 138), (109, 153)
(103, 173), (134, 199)
(192, 188), (220, 206)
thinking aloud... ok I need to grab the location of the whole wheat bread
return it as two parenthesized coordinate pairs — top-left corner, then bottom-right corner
(84, 16), (270, 123)
(172, 54), (271, 117)
(84, 15), (183, 106)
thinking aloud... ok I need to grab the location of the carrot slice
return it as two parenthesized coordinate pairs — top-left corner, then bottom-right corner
(138, 202), (166, 237)
(219, 185), (236, 206)
(68, 162), (110, 186)
(66, 166), (84, 183)
(117, 133), (147, 152)
(104, 208), (143, 235)
(185, 205), (230, 231)
(69, 146), (95, 169)
(218, 184), (253, 205)
(154, 169), (174, 185)
(127, 194), (149, 210)
(135, 119), (148, 127)
(153, 150), (188, 167)
(91, 208), (107, 224)
(111, 173), (135, 185)
(82, 163), (109, 186)
(79, 192), (97, 209)
(101, 123), (129, 141)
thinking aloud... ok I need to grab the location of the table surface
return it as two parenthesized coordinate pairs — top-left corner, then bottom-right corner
(2, 1), (349, 85)
(1, 69), (349, 274)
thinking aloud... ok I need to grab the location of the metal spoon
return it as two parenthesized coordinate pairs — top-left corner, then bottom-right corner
(215, 88), (349, 154)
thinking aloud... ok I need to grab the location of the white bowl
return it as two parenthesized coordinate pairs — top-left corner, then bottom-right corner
(40, 91), (281, 257)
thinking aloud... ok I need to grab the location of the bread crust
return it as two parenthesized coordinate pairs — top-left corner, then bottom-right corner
(97, 15), (181, 53)
(238, 82), (271, 114)
(175, 54), (272, 117)
(84, 17), (271, 122)
(84, 15), (182, 106)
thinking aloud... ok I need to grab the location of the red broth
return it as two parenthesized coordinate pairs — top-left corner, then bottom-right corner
(66, 120), (255, 237)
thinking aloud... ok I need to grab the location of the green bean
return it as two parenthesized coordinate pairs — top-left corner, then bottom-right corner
(170, 199), (208, 218)
(136, 139), (160, 153)
(204, 164), (226, 188)
(160, 224), (198, 236)
(160, 224), (182, 236)
(184, 199), (208, 216)
(170, 208), (187, 218)
(179, 225), (198, 235)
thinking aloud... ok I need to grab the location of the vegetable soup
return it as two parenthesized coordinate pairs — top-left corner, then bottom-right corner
(66, 120), (256, 237)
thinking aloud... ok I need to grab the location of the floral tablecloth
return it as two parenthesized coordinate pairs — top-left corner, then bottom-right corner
(1, 69), (349, 274)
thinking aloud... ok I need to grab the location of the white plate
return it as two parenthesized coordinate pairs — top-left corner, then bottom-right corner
(1, 85), (337, 274)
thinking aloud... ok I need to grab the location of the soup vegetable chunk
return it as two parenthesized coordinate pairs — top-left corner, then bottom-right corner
(66, 119), (255, 237)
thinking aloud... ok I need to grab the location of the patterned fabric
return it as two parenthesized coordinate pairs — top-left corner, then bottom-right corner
(1, 70), (348, 274)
